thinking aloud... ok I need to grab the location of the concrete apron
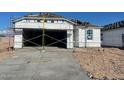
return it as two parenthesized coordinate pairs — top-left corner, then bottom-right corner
(0, 47), (89, 80)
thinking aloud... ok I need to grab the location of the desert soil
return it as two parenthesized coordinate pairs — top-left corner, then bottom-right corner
(0, 51), (12, 62)
(0, 37), (13, 52)
(74, 48), (124, 80)
(0, 37), (14, 61)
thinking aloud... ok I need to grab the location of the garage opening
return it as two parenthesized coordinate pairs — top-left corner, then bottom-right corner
(23, 29), (67, 48)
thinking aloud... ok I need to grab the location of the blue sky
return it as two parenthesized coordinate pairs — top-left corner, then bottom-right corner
(0, 12), (124, 30)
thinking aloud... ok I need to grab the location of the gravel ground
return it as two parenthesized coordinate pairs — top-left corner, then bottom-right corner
(74, 48), (124, 80)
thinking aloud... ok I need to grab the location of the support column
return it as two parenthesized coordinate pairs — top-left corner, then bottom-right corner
(67, 29), (74, 48)
(14, 29), (23, 48)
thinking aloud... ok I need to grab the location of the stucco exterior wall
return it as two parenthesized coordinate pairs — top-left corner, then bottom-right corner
(14, 29), (23, 48)
(14, 20), (74, 49)
(13, 18), (101, 49)
(102, 27), (124, 47)
(86, 28), (101, 47)
(73, 29), (79, 47)
(15, 20), (73, 30)
(76, 27), (101, 47)
(67, 30), (74, 48)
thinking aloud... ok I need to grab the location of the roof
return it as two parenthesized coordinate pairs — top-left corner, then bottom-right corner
(13, 13), (75, 24)
(102, 20), (124, 31)
(13, 13), (100, 28)
(71, 19), (100, 27)
(25, 13), (64, 18)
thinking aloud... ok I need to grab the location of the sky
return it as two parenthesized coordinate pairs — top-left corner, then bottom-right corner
(0, 12), (124, 31)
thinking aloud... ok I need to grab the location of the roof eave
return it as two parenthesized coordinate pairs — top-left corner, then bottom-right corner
(13, 16), (76, 25)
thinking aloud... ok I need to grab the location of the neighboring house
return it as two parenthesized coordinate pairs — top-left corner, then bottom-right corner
(12, 13), (101, 49)
(101, 20), (124, 47)
(0, 30), (7, 37)
(0, 30), (14, 37)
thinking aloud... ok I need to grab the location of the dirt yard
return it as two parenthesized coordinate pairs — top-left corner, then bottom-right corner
(0, 37), (14, 61)
(0, 37), (13, 52)
(0, 51), (12, 61)
(74, 48), (124, 80)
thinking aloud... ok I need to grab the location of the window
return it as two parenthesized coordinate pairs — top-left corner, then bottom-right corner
(54, 20), (58, 23)
(26, 20), (30, 22)
(87, 30), (93, 40)
(47, 20), (51, 23)
(40, 20), (44, 23)
(51, 20), (54, 23)
(22, 20), (26, 22)
(34, 20), (37, 22)
(44, 20), (47, 22)
(30, 20), (35, 22)
(37, 20), (41, 22)
(62, 20), (64, 23)
(58, 20), (62, 23)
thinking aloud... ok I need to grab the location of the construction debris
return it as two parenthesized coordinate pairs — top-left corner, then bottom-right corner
(74, 48), (124, 80)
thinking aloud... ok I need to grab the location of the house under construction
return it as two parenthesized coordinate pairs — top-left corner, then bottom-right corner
(12, 13), (101, 49)
(102, 20), (124, 47)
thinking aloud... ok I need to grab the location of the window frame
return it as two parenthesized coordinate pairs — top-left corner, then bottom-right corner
(87, 30), (93, 40)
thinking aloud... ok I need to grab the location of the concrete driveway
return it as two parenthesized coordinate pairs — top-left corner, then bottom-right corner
(0, 47), (89, 80)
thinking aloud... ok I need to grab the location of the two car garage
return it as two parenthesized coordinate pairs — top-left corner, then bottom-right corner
(23, 29), (67, 48)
